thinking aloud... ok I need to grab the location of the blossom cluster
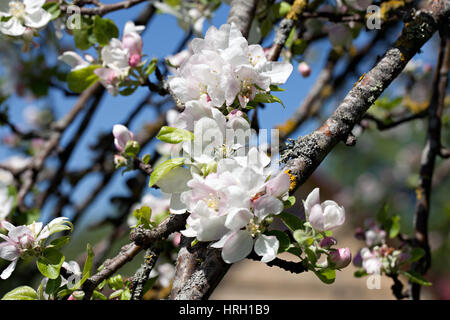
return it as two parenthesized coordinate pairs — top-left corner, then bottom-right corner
(0, 217), (72, 279)
(59, 21), (146, 96)
(168, 23), (293, 108)
(353, 219), (411, 276)
(0, 0), (51, 37)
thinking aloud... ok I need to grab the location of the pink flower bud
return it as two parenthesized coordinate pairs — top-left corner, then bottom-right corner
(112, 124), (134, 152)
(128, 54), (142, 67)
(297, 62), (311, 77)
(329, 248), (352, 268)
(172, 232), (181, 247)
(320, 236), (337, 248)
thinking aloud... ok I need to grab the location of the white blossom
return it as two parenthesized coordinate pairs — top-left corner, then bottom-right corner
(0, 0), (51, 36)
(304, 188), (345, 231)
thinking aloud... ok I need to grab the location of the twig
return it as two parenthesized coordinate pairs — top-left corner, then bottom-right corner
(130, 246), (161, 300)
(247, 251), (308, 274)
(409, 36), (449, 300)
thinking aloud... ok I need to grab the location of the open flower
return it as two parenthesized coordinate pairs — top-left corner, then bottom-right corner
(304, 188), (345, 232)
(0, 0), (52, 36)
(0, 217), (72, 279)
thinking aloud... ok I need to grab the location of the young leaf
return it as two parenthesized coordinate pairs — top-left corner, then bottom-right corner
(1, 286), (38, 300)
(93, 16), (119, 46)
(279, 211), (303, 232)
(314, 268), (336, 284)
(42, 2), (61, 20)
(67, 65), (101, 93)
(283, 196), (296, 209)
(145, 58), (158, 76)
(157, 126), (194, 144)
(149, 157), (185, 187)
(400, 271), (432, 286)
(409, 247), (426, 263)
(45, 277), (62, 296)
(252, 93), (285, 108)
(36, 248), (65, 279)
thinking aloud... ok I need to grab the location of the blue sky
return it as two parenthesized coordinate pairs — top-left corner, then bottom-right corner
(0, 1), (439, 229)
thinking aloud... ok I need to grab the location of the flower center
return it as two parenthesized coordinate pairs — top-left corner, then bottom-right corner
(9, 1), (26, 19)
(206, 193), (219, 210)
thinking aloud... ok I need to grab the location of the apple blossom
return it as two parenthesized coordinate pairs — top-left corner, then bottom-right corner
(360, 247), (382, 274)
(329, 248), (352, 268)
(297, 62), (311, 77)
(112, 124), (135, 152)
(304, 188), (345, 232)
(0, 0), (52, 37)
(169, 23), (292, 108)
(0, 217), (72, 279)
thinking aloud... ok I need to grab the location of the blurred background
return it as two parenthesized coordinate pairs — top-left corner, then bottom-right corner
(0, 0), (449, 299)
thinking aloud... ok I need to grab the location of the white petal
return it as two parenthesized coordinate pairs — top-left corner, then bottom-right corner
(258, 61), (293, 85)
(1, 259), (17, 280)
(265, 172), (291, 198)
(253, 195), (283, 219)
(169, 193), (187, 214)
(304, 188), (320, 215)
(254, 234), (279, 263)
(24, 9), (51, 29)
(58, 52), (87, 70)
(0, 243), (20, 261)
(308, 203), (325, 231)
(221, 230), (253, 263)
(323, 203), (345, 230)
(0, 17), (26, 36)
(224, 208), (253, 230)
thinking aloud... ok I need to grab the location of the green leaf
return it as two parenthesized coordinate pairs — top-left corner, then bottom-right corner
(82, 243), (94, 279)
(285, 26), (296, 49)
(279, 212), (303, 232)
(145, 58), (158, 76)
(314, 268), (336, 284)
(409, 247), (426, 263)
(72, 28), (92, 50)
(119, 86), (138, 96)
(354, 268), (368, 278)
(123, 140), (141, 157)
(388, 215), (401, 238)
(400, 271), (432, 286)
(260, 18), (273, 37)
(293, 229), (313, 246)
(157, 126), (194, 144)
(49, 236), (71, 249)
(67, 65), (101, 93)
(133, 206), (152, 229)
(266, 230), (290, 253)
(142, 154), (151, 164)
(252, 93), (285, 108)
(45, 277), (62, 296)
(36, 248), (65, 279)
(304, 247), (317, 265)
(2, 286), (38, 300)
(287, 247), (303, 257)
(269, 85), (285, 92)
(92, 290), (108, 300)
(273, 1), (291, 18)
(107, 275), (124, 290)
(283, 196), (296, 209)
(149, 157), (185, 187)
(292, 39), (307, 55)
(42, 2), (61, 20)
(120, 288), (131, 300)
(376, 203), (389, 225)
(93, 16), (119, 46)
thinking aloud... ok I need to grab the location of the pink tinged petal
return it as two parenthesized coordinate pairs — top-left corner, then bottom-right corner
(221, 230), (253, 264)
(1, 221), (15, 232)
(308, 203), (325, 231)
(304, 187), (320, 214)
(1, 259), (17, 280)
(195, 215), (228, 242)
(329, 248), (352, 269)
(253, 195), (283, 219)
(112, 124), (133, 152)
(254, 235), (279, 263)
(266, 172), (291, 198)
(8, 226), (33, 243)
(224, 208), (253, 231)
